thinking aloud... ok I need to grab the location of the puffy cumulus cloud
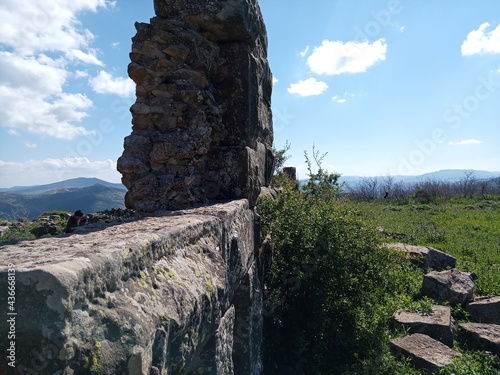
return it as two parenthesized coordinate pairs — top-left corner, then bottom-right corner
(287, 78), (328, 97)
(0, 0), (112, 139)
(462, 23), (500, 55)
(0, 0), (112, 56)
(448, 139), (483, 146)
(0, 52), (66, 93)
(89, 70), (135, 97)
(0, 157), (119, 187)
(0, 52), (93, 139)
(307, 39), (387, 75)
(272, 76), (279, 85)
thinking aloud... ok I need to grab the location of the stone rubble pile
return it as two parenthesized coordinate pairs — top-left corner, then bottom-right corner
(388, 243), (500, 373)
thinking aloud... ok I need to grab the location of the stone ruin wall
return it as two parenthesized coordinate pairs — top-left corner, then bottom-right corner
(117, 0), (274, 213)
(0, 200), (266, 375)
(0, 2), (274, 374)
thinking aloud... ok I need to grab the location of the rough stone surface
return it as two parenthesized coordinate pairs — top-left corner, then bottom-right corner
(459, 323), (500, 355)
(386, 243), (456, 270)
(118, 0), (274, 213)
(0, 200), (264, 375)
(389, 333), (460, 373)
(393, 306), (456, 347)
(467, 296), (500, 325)
(0, 225), (9, 237)
(282, 167), (297, 181)
(422, 268), (476, 306)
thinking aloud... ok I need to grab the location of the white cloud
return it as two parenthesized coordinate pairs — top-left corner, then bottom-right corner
(300, 46), (310, 57)
(332, 95), (347, 103)
(272, 76), (279, 85)
(0, 0), (112, 56)
(0, 52), (93, 139)
(288, 78), (328, 97)
(24, 142), (37, 149)
(448, 139), (483, 145)
(332, 92), (355, 103)
(75, 70), (89, 79)
(0, 0), (111, 139)
(90, 70), (135, 97)
(67, 49), (103, 66)
(462, 23), (500, 55)
(0, 158), (120, 187)
(307, 39), (387, 75)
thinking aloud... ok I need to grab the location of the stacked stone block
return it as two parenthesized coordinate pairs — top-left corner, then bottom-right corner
(118, 0), (274, 213)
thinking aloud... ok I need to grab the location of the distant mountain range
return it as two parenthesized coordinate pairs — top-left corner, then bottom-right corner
(1, 171), (498, 220)
(0, 178), (126, 220)
(0, 177), (125, 195)
(338, 169), (500, 187)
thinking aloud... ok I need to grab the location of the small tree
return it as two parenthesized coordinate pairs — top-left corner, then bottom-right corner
(272, 140), (291, 175)
(302, 146), (342, 201)
(459, 171), (478, 197)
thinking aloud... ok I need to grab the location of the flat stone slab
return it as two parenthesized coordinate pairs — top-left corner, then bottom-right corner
(422, 268), (475, 306)
(389, 333), (460, 373)
(386, 243), (456, 270)
(459, 323), (500, 355)
(467, 296), (500, 324)
(393, 306), (455, 347)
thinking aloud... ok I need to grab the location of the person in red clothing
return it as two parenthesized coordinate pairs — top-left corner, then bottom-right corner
(65, 210), (87, 233)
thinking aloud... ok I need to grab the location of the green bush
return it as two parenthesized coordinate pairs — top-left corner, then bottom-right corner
(0, 211), (70, 242)
(438, 350), (499, 375)
(259, 157), (422, 374)
(0, 228), (36, 242)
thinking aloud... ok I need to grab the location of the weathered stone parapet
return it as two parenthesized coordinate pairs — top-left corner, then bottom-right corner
(0, 200), (263, 375)
(118, 0), (273, 213)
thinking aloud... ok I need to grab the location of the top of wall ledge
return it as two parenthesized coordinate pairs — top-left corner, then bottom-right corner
(0, 199), (250, 270)
(153, 0), (267, 47)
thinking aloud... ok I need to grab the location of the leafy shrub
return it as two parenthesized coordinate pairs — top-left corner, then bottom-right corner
(438, 350), (500, 375)
(0, 228), (36, 242)
(0, 211), (70, 242)
(413, 189), (435, 204)
(259, 155), (422, 374)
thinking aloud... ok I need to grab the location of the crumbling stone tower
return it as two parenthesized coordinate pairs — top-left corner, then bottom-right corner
(117, 0), (274, 213)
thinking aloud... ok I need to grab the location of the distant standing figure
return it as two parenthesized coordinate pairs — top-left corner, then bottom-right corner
(65, 210), (87, 233)
(383, 191), (389, 199)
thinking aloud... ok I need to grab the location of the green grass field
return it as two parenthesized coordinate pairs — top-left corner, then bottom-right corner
(352, 195), (500, 296)
(261, 171), (500, 374)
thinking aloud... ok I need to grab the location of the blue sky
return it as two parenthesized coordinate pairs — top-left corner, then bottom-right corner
(1, 0), (499, 187)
